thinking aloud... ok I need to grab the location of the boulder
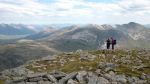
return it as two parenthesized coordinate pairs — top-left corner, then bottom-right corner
(114, 75), (127, 83)
(58, 72), (77, 84)
(26, 82), (38, 84)
(38, 80), (52, 84)
(76, 71), (87, 84)
(104, 71), (116, 81)
(136, 80), (147, 84)
(87, 73), (97, 84)
(28, 77), (43, 82)
(127, 77), (134, 83)
(97, 77), (110, 84)
(87, 72), (110, 84)
(10, 67), (27, 77)
(76, 49), (83, 54)
(46, 74), (57, 83)
(80, 54), (96, 61)
(95, 69), (102, 75)
(146, 74), (150, 79)
(27, 72), (47, 78)
(97, 62), (117, 72)
(12, 77), (26, 83)
(67, 79), (78, 84)
(50, 70), (66, 80)
(41, 55), (56, 61)
(104, 73), (112, 80)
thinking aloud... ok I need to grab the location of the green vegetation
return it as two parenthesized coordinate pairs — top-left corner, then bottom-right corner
(0, 80), (4, 84)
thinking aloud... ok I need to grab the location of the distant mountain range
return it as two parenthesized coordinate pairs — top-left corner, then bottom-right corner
(0, 24), (73, 36)
(0, 22), (150, 71)
(145, 24), (150, 28)
(24, 22), (150, 51)
(0, 24), (37, 35)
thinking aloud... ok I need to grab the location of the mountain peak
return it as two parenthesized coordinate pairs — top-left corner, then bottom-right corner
(128, 22), (141, 26)
(128, 22), (137, 24)
(83, 24), (113, 30)
(120, 22), (144, 29)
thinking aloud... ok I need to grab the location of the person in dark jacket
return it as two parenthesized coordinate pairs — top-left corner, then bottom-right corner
(111, 37), (116, 50)
(106, 38), (111, 49)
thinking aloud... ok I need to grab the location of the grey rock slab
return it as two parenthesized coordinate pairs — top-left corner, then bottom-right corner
(27, 72), (47, 78)
(104, 73), (112, 81)
(146, 74), (150, 79)
(97, 62), (117, 71)
(58, 72), (78, 84)
(104, 71), (116, 81)
(46, 74), (57, 83)
(80, 54), (96, 61)
(87, 72), (110, 84)
(38, 80), (53, 84)
(12, 77), (26, 83)
(87, 73), (97, 84)
(97, 77), (110, 84)
(28, 77), (43, 82)
(127, 77), (134, 83)
(67, 79), (78, 84)
(26, 82), (38, 84)
(42, 55), (57, 61)
(114, 75), (127, 83)
(136, 80), (147, 84)
(76, 71), (87, 84)
(50, 71), (66, 80)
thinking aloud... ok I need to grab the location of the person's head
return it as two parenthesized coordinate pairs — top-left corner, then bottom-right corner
(111, 37), (113, 39)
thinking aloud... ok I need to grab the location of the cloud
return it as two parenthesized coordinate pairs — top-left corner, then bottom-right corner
(0, 0), (150, 24)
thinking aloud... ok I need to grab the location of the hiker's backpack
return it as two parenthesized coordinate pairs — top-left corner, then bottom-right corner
(114, 40), (116, 45)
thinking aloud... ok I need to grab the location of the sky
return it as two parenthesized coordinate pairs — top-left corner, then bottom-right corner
(0, 0), (150, 24)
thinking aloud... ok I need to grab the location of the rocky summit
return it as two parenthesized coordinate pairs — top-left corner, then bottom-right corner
(0, 49), (150, 84)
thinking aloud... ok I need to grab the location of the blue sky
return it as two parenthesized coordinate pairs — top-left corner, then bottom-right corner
(0, 0), (150, 24)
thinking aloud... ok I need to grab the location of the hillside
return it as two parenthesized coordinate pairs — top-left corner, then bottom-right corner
(0, 49), (149, 84)
(0, 40), (58, 71)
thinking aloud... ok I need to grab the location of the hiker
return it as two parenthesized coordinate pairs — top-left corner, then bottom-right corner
(106, 38), (111, 49)
(111, 37), (116, 50)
